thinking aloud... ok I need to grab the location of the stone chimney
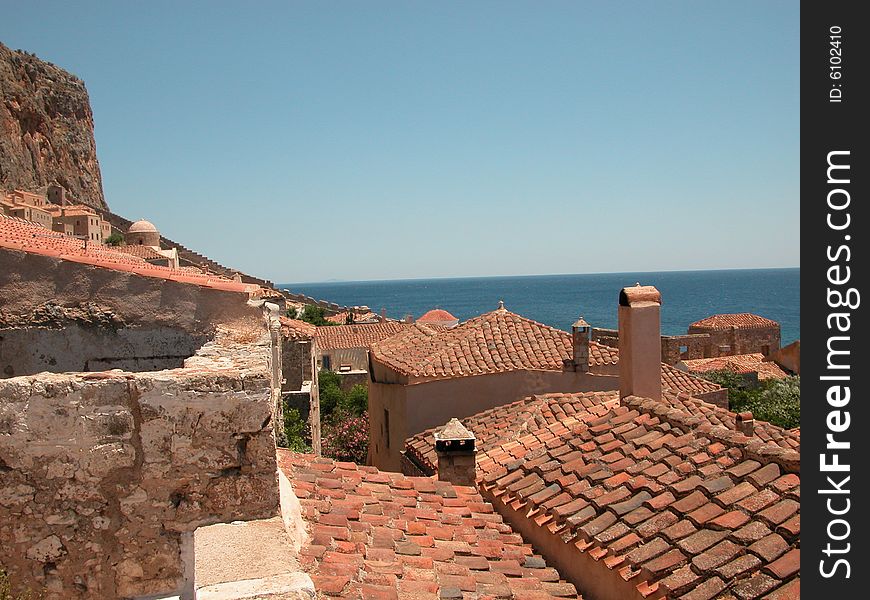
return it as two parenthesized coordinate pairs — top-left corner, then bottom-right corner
(380, 307), (387, 322)
(435, 418), (477, 486)
(570, 316), (591, 373)
(736, 411), (755, 436)
(403, 314), (415, 324)
(618, 285), (662, 401)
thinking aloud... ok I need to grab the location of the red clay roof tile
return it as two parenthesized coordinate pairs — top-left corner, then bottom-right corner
(277, 450), (582, 599)
(689, 313), (779, 331)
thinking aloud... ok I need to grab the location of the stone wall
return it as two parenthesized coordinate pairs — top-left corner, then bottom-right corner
(0, 324), (207, 378)
(0, 335), (281, 600)
(687, 324), (781, 358)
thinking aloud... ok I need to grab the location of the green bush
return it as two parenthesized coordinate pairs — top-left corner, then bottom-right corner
(318, 369), (367, 418)
(700, 371), (800, 430)
(299, 305), (337, 326)
(280, 407), (311, 453)
(105, 232), (124, 246)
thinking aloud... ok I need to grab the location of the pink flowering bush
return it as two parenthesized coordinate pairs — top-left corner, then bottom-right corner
(321, 409), (369, 464)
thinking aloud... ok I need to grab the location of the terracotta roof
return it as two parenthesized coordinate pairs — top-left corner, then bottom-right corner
(405, 391), (620, 476)
(660, 363), (726, 396)
(114, 244), (166, 260)
(371, 308), (618, 379)
(477, 392), (800, 600)
(418, 308), (459, 323)
(0, 215), (262, 295)
(277, 450), (583, 599)
(280, 317), (317, 340)
(316, 322), (410, 351)
(682, 354), (790, 381)
(689, 314), (780, 331)
(326, 310), (380, 325)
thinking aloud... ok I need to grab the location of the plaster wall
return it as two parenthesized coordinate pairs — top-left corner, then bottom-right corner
(369, 369), (618, 472)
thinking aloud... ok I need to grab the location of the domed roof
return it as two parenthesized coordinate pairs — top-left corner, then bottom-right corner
(418, 309), (458, 323)
(128, 219), (158, 234)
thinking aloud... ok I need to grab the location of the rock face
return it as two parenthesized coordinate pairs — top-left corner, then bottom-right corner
(0, 42), (107, 211)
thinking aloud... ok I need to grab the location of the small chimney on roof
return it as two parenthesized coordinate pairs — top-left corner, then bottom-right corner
(435, 418), (477, 486)
(404, 314), (415, 324)
(380, 307), (387, 322)
(736, 411), (755, 436)
(618, 284), (662, 401)
(569, 316), (591, 373)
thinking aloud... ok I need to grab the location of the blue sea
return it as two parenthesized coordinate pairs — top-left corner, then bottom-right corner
(282, 268), (800, 345)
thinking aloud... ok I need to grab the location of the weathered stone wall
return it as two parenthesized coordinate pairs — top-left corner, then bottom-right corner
(660, 333), (711, 364)
(0, 337), (280, 600)
(0, 324), (207, 378)
(687, 325), (781, 358)
(0, 248), (259, 334)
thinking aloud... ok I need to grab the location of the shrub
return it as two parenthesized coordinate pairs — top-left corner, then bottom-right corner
(279, 407), (311, 453)
(340, 384), (369, 415)
(299, 305), (336, 326)
(700, 370), (800, 429)
(105, 232), (124, 246)
(321, 409), (369, 464)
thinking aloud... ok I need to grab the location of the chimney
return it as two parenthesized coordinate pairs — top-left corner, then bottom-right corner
(618, 285), (662, 401)
(736, 411), (755, 436)
(380, 307), (387, 322)
(570, 316), (591, 373)
(435, 418), (477, 486)
(404, 314), (415, 324)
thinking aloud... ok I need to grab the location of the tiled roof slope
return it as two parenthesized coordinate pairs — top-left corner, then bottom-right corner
(0, 215), (261, 294)
(316, 322), (409, 351)
(280, 316), (317, 340)
(660, 363), (725, 396)
(476, 393), (800, 600)
(682, 354), (790, 381)
(113, 244), (169, 260)
(419, 309), (459, 322)
(371, 308), (618, 379)
(277, 450), (583, 599)
(406, 391), (621, 475)
(689, 314), (779, 331)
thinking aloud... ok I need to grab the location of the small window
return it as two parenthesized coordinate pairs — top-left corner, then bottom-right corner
(322, 355), (331, 371)
(339, 364), (352, 372)
(384, 409), (390, 449)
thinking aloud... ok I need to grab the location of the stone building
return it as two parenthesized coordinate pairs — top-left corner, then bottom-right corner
(688, 313), (781, 358)
(0, 215), (316, 599)
(279, 316), (321, 453)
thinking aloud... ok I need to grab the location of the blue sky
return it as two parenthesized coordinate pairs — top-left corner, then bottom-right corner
(2, 1), (799, 283)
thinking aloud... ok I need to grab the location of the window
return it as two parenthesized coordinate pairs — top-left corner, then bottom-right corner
(384, 409), (390, 449)
(322, 355), (331, 371)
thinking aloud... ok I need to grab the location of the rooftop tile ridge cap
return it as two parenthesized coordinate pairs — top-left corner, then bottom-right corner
(469, 307), (571, 338)
(623, 393), (800, 473)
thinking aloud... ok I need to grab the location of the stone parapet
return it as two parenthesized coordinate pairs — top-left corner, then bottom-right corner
(0, 333), (280, 599)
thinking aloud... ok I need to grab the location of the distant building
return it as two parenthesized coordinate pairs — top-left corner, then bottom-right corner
(688, 313), (781, 357)
(681, 352), (790, 384)
(1, 188), (112, 243)
(417, 308), (459, 328)
(116, 220), (179, 268)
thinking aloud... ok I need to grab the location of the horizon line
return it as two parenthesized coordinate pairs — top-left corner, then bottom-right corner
(280, 265), (800, 287)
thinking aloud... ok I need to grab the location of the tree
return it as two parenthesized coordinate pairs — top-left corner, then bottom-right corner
(299, 305), (337, 326)
(105, 232), (124, 246)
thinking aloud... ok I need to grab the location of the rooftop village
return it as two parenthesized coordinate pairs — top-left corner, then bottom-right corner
(0, 187), (801, 599)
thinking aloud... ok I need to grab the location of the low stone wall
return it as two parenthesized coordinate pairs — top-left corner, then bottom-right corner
(0, 335), (280, 600)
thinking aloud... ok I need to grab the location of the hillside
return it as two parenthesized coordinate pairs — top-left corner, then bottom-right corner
(0, 41), (107, 211)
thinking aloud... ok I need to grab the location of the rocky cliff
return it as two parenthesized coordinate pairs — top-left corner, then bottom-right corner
(0, 41), (107, 211)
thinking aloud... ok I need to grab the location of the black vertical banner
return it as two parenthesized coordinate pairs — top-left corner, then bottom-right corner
(802, 2), (867, 597)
